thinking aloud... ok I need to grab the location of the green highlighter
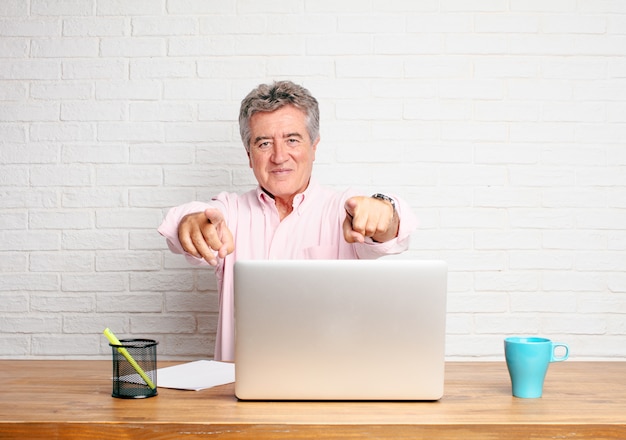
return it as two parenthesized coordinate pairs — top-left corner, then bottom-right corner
(103, 328), (156, 390)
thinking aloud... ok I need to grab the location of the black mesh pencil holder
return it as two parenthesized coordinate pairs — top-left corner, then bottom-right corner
(109, 339), (158, 399)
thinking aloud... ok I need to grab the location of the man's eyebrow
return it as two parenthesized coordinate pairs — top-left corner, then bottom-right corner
(253, 135), (272, 144)
(284, 132), (304, 139)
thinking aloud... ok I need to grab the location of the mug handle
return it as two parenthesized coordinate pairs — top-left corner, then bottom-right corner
(550, 342), (569, 362)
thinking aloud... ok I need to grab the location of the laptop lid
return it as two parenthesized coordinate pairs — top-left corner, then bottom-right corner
(234, 259), (447, 401)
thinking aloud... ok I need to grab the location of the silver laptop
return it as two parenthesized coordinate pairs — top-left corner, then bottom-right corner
(234, 259), (447, 401)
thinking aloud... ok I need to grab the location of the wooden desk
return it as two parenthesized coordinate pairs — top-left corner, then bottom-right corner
(0, 361), (624, 439)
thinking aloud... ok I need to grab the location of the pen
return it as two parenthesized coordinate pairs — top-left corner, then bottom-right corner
(103, 328), (156, 390)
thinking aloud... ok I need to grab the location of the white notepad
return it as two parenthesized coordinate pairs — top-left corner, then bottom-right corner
(157, 360), (235, 391)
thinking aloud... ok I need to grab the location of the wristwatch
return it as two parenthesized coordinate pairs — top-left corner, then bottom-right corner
(371, 193), (396, 212)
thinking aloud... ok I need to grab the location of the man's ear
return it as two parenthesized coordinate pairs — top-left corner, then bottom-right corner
(311, 136), (320, 160)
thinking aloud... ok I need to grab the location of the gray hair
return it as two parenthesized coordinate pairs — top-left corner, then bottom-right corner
(238, 80), (320, 152)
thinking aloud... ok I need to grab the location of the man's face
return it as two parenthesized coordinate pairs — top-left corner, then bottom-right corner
(247, 104), (319, 202)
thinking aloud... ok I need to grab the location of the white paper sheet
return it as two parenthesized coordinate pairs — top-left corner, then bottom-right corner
(156, 360), (235, 391)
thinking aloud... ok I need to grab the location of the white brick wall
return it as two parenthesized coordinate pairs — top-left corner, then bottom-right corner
(1, 0), (625, 360)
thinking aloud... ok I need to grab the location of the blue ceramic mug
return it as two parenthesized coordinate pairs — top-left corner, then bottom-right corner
(504, 337), (569, 398)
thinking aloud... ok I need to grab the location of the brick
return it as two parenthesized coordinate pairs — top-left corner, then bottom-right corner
(96, 209), (163, 229)
(543, 271), (607, 292)
(0, 189), (58, 209)
(129, 272), (194, 292)
(96, 80), (161, 100)
(543, 230), (607, 250)
(163, 79), (230, 100)
(29, 122), (95, 142)
(130, 315), (196, 334)
(474, 14), (539, 33)
(29, 210), (93, 230)
(0, 166), (28, 185)
(306, 35), (371, 56)
(0, 60), (60, 80)
(474, 230), (542, 250)
(541, 315), (607, 335)
(474, 188), (540, 208)
(407, 14), (471, 33)
(130, 144), (194, 164)
(509, 208), (575, 229)
(132, 16), (197, 36)
(100, 37), (165, 57)
(31, 37), (98, 58)
(0, 231), (60, 251)
(61, 101), (126, 121)
(265, 57), (334, 78)
(96, 0), (163, 16)
(509, 251), (573, 270)
(96, 293), (163, 313)
(475, 315), (540, 334)
(161, 334), (213, 357)
(578, 292), (626, 314)
(30, 252), (93, 272)
(0, 81), (27, 100)
(61, 273), (127, 292)
(0, 292), (29, 312)
(477, 101), (540, 121)
(445, 34), (508, 54)
(0, 315), (61, 333)
(0, 37), (28, 57)
(475, 271), (540, 291)
(95, 165), (162, 186)
(62, 188), (126, 208)
(0, 124), (26, 142)
(129, 102), (194, 122)
(63, 314), (128, 334)
(30, 165), (92, 186)
(0, 0), (28, 16)
(0, 336), (30, 356)
(129, 230), (169, 250)
(97, 122), (164, 142)
(30, 292), (95, 313)
(96, 251), (161, 272)
(32, 335), (100, 356)
(31, 0), (95, 16)
(543, 58), (607, 80)
(165, 292), (219, 313)
(63, 17), (126, 36)
(165, 122), (231, 142)
(62, 230), (127, 251)
(445, 314), (472, 334)
(439, 251), (507, 271)
(0, 252), (28, 271)
(62, 59), (127, 79)
(62, 144), (128, 164)
(237, 0), (302, 13)
(129, 188), (196, 208)
(196, 313), (219, 334)
(131, 59), (195, 79)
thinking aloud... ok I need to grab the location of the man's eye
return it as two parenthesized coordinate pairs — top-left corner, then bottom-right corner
(258, 141), (271, 149)
(287, 138), (299, 145)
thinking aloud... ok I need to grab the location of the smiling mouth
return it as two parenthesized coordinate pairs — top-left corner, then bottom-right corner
(271, 168), (292, 175)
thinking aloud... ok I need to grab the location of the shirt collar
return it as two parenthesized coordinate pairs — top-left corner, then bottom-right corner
(255, 178), (319, 214)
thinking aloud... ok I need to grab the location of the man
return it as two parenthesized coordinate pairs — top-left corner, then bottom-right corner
(158, 80), (418, 361)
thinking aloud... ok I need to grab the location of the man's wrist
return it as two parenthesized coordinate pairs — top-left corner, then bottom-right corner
(371, 193), (396, 213)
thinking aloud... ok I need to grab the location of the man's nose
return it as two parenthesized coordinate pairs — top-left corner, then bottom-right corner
(271, 141), (288, 163)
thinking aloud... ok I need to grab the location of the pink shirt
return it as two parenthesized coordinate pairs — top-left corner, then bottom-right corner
(158, 179), (418, 361)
